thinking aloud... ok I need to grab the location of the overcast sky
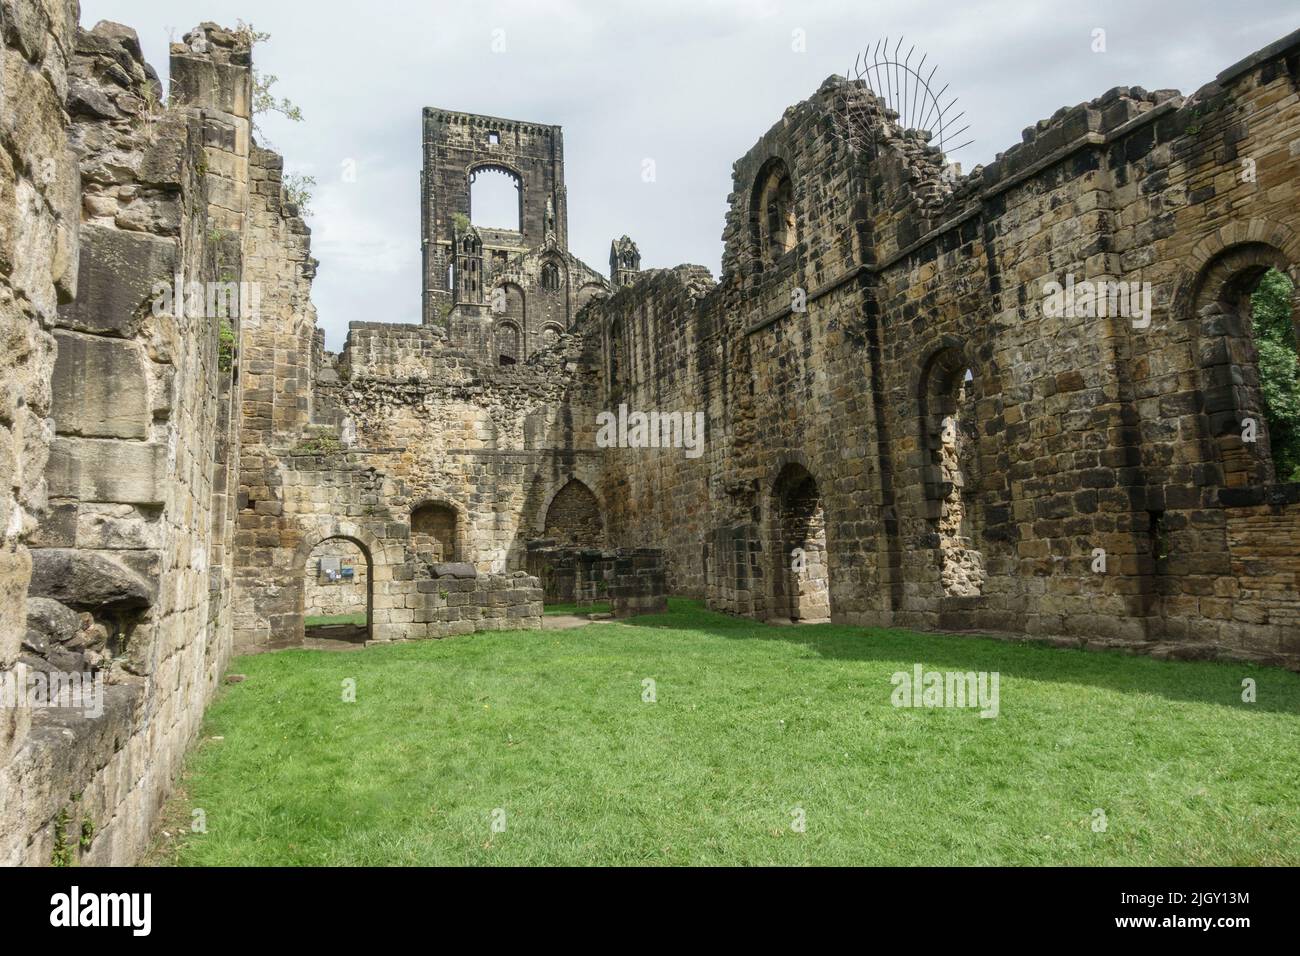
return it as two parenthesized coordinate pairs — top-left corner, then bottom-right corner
(79, 0), (1300, 349)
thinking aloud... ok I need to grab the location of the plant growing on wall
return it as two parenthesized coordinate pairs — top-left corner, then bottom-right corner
(233, 21), (316, 218)
(284, 172), (317, 218)
(236, 21), (306, 145)
(294, 434), (343, 455)
(218, 321), (236, 373)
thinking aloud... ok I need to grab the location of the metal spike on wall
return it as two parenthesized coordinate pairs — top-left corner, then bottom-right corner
(838, 37), (973, 162)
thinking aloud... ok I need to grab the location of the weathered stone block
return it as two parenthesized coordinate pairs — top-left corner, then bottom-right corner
(51, 331), (151, 438)
(29, 548), (157, 610)
(46, 437), (166, 505)
(55, 224), (175, 337)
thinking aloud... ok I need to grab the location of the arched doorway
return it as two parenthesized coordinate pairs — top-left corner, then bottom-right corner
(531, 478), (606, 612)
(304, 536), (372, 643)
(770, 463), (830, 622)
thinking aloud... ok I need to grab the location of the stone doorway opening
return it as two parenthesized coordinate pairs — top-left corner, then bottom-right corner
(771, 463), (830, 622)
(304, 536), (372, 644)
(531, 478), (608, 615)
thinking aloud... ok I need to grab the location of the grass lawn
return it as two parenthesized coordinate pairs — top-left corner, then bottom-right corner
(543, 601), (611, 617)
(158, 600), (1300, 866)
(304, 612), (367, 628)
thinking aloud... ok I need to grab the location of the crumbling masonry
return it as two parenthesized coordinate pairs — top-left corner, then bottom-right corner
(2, 4), (1299, 863)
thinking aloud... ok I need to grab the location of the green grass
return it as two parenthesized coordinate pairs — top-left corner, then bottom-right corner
(163, 599), (1300, 866)
(304, 612), (367, 628)
(544, 601), (611, 617)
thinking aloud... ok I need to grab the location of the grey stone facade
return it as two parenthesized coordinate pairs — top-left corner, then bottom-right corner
(420, 108), (617, 364)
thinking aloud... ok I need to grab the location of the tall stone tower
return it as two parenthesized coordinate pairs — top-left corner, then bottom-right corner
(609, 235), (640, 288)
(420, 108), (568, 325)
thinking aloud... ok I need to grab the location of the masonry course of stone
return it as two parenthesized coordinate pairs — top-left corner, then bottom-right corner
(2, 8), (1299, 867)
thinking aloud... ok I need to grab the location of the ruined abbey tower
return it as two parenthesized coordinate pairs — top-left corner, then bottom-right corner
(2, 3), (1299, 865)
(419, 109), (613, 362)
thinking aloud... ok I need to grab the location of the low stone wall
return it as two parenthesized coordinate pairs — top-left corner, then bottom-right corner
(607, 549), (668, 617)
(526, 543), (667, 617)
(371, 565), (543, 640)
(526, 542), (581, 602)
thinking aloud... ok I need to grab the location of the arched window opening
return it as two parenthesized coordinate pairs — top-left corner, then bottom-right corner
(752, 158), (796, 266)
(544, 478), (604, 547)
(921, 352), (985, 597)
(470, 166), (522, 232)
(1193, 247), (1300, 486)
(304, 537), (371, 643)
(541, 260), (562, 292)
(411, 502), (459, 564)
(539, 324), (563, 350)
(771, 464), (830, 622)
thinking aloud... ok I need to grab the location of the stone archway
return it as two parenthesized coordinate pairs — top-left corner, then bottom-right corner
(303, 536), (372, 643)
(1185, 238), (1300, 487)
(769, 462), (830, 622)
(291, 521), (395, 646)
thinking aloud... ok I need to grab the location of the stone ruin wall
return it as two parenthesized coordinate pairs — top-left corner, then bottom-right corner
(0, 13), (316, 865)
(589, 32), (1300, 666)
(3, 6), (1299, 870)
(227, 311), (606, 649)
(526, 544), (668, 616)
(0, 0), (79, 812)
